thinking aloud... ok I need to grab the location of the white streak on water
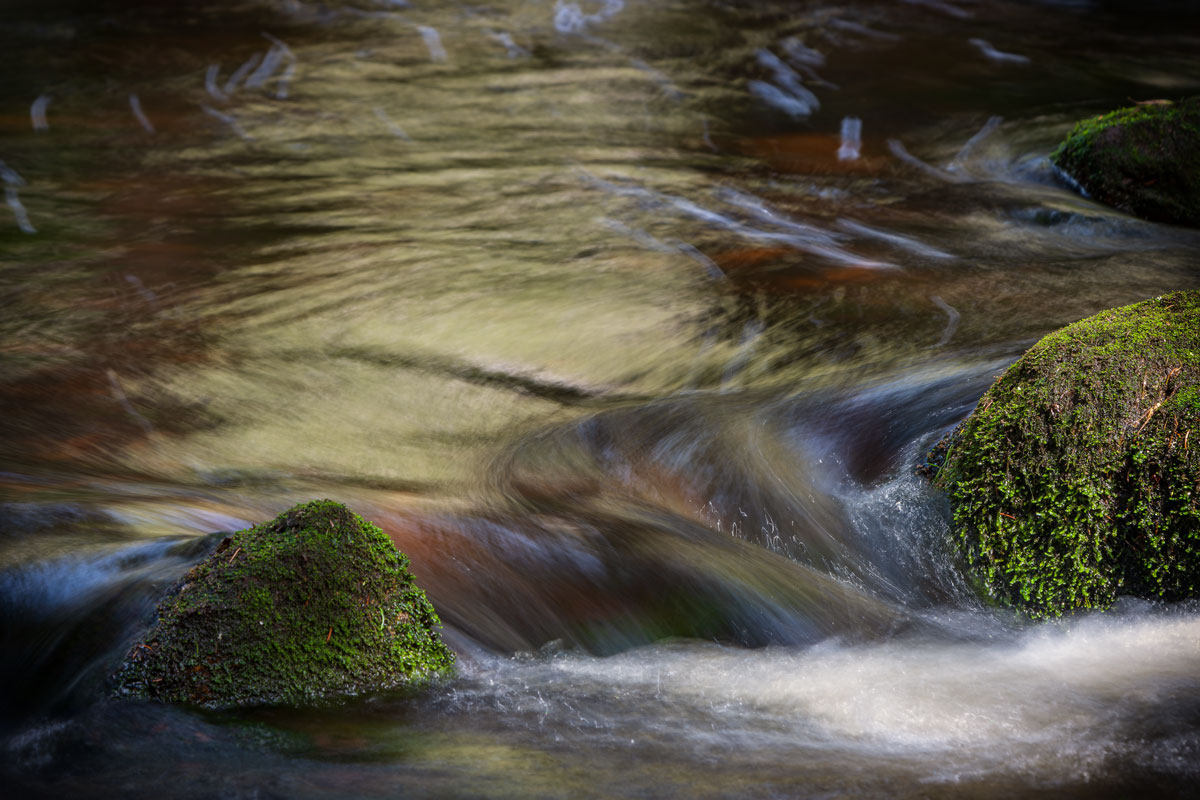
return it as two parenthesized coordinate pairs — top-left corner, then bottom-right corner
(205, 64), (227, 100)
(756, 49), (805, 94)
(599, 218), (725, 280)
(584, 174), (896, 268)
(901, 0), (973, 19)
(418, 26), (448, 62)
(4, 188), (35, 234)
(777, 39), (838, 87)
(715, 187), (839, 246)
(0, 160), (36, 234)
(747, 80), (817, 118)
(30, 95), (50, 132)
(630, 58), (685, 99)
(554, 0), (624, 34)
(948, 115), (1003, 172)
(836, 218), (954, 259)
(245, 47), (283, 89)
(701, 118), (718, 152)
(929, 295), (961, 347)
(837, 116), (862, 161)
(200, 105), (253, 141)
(969, 38), (1031, 65)
(125, 274), (160, 309)
(486, 30), (529, 58)
(779, 37), (825, 67)
(828, 19), (902, 42)
(672, 240), (727, 281)
(0, 540), (168, 613)
(128, 94), (155, 134)
(107, 369), (154, 434)
(343, 8), (407, 21)
(553, 1), (587, 33)
(0, 161), (27, 187)
(261, 33), (298, 98)
(274, 61), (296, 99)
(483, 612), (1200, 779)
(887, 139), (964, 183)
(755, 50), (821, 111)
(224, 53), (262, 95)
(372, 107), (412, 140)
(262, 32), (295, 59)
(1052, 161), (1089, 197)
(600, 217), (678, 253)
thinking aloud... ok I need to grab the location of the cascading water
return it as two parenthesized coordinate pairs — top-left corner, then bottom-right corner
(2, 0), (1200, 796)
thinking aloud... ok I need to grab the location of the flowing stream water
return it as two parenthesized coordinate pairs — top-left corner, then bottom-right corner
(2, 0), (1200, 796)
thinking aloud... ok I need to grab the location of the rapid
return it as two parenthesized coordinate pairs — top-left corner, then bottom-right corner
(2, 0), (1200, 796)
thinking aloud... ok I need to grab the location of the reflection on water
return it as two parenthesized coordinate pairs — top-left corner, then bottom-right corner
(2, 0), (1200, 796)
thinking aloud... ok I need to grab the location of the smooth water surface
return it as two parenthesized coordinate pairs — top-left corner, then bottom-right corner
(2, 0), (1200, 796)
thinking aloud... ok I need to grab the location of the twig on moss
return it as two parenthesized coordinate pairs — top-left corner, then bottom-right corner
(1136, 366), (1182, 433)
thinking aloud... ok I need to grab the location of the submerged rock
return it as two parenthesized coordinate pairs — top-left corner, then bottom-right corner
(1051, 97), (1200, 226)
(112, 500), (454, 708)
(933, 291), (1200, 618)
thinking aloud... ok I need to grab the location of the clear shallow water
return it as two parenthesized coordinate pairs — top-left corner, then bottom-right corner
(2, 0), (1200, 796)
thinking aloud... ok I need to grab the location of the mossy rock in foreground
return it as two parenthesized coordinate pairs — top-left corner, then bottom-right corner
(1050, 97), (1200, 226)
(935, 291), (1200, 618)
(113, 500), (454, 708)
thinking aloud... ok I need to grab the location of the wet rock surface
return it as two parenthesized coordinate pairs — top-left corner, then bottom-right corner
(112, 500), (454, 709)
(1052, 98), (1200, 226)
(935, 291), (1200, 617)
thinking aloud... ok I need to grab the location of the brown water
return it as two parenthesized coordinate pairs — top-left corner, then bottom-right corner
(3, 0), (1200, 797)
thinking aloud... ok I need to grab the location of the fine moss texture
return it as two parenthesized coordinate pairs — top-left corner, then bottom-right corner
(1050, 97), (1200, 226)
(935, 291), (1200, 618)
(113, 500), (454, 708)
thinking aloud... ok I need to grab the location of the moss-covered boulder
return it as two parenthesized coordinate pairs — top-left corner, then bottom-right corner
(1050, 97), (1200, 226)
(112, 500), (454, 708)
(934, 291), (1200, 618)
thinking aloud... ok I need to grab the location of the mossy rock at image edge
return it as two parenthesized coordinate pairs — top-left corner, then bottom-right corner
(112, 500), (454, 709)
(933, 291), (1200, 618)
(1050, 97), (1200, 226)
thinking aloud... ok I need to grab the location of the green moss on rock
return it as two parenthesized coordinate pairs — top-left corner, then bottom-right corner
(1050, 97), (1200, 226)
(935, 291), (1200, 618)
(113, 500), (454, 708)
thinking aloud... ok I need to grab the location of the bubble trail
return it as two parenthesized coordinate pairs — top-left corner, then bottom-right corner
(969, 38), (1031, 65)
(372, 107), (412, 140)
(902, 0), (973, 19)
(748, 80), (817, 118)
(836, 218), (954, 260)
(200, 105), (254, 141)
(487, 30), (529, 58)
(223, 53), (262, 95)
(204, 64), (227, 100)
(838, 116), (862, 161)
(244, 46), (282, 89)
(949, 115), (1003, 171)
(30, 95), (50, 131)
(418, 26), (448, 62)
(0, 161), (36, 234)
(779, 37), (825, 67)
(755, 49), (822, 113)
(128, 94), (156, 134)
(930, 295), (961, 348)
(828, 19), (902, 42)
(887, 138), (965, 183)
